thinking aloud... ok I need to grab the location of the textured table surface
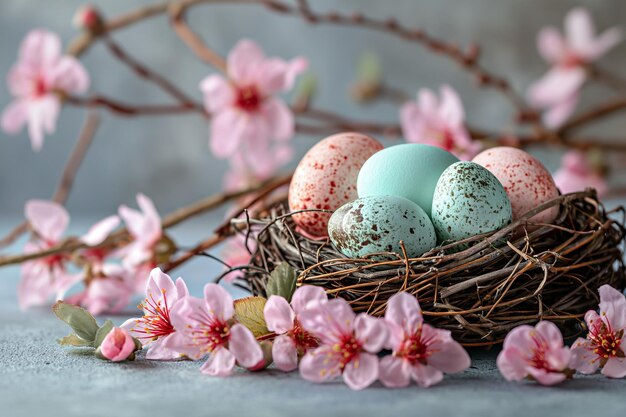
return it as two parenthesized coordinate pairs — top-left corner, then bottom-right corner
(1, 217), (625, 417)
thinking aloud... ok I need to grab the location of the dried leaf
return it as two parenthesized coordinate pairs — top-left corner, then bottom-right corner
(234, 296), (270, 338)
(57, 333), (93, 347)
(52, 301), (99, 342)
(266, 263), (297, 302)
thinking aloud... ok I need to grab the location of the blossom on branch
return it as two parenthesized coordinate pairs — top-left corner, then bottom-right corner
(553, 150), (608, 197)
(570, 285), (626, 378)
(497, 321), (572, 385)
(263, 286), (327, 372)
(528, 8), (622, 128)
(200, 39), (307, 166)
(400, 85), (480, 160)
(1, 30), (89, 150)
(298, 297), (388, 390)
(379, 293), (471, 388)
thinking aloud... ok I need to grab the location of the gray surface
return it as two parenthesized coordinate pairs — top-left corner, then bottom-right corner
(2, 218), (626, 417)
(1, 0), (626, 216)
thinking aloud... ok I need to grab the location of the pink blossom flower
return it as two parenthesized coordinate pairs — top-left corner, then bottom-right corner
(263, 286), (327, 372)
(220, 235), (256, 283)
(163, 284), (263, 376)
(118, 193), (163, 291)
(19, 200), (80, 309)
(81, 214), (120, 247)
(121, 268), (188, 360)
(1, 30), (89, 150)
(497, 321), (572, 385)
(400, 85), (480, 160)
(528, 8), (622, 128)
(99, 327), (136, 362)
(379, 293), (470, 388)
(200, 39), (307, 164)
(65, 264), (134, 316)
(569, 285), (626, 378)
(298, 297), (388, 390)
(553, 150), (608, 197)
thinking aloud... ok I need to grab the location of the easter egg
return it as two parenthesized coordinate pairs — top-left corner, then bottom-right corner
(432, 161), (512, 242)
(289, 132), (384, 238)
(357, 143), (459, 216)
(328, 195), (436, 258)
(472, 147), (559, 223)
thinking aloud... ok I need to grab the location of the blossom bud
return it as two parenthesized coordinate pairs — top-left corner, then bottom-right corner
(73, 5), (103, 33)
(97, 327), (136, 362)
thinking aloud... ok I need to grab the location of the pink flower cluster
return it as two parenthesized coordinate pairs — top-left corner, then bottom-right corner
(19, 194), (165, 316)
(498, 284), (626, 385)
(125, 275), (471, 390)
(528, 8), (622, 128)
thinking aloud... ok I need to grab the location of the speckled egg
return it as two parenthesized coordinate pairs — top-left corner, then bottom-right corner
(289, 132), (384, 238)
(432, 161), (512, 242)
(472, 147), (559, 223)
(328, 195), (436, 258)
(357, 144), (459, 216)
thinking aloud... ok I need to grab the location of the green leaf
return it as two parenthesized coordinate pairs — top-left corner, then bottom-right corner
(57, 333), (93, 347)
(266, 263), (297, 302)
(234, 296), (270, 338)
(356, 52), (381, 84)
(94, 320), (114, 348)
(52, 301), (99, 342)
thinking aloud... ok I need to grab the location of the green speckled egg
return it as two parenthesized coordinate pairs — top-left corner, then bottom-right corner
(328, 195), (436, 258)
(357, 144), (459, 216)
(432, 161), (512, 243)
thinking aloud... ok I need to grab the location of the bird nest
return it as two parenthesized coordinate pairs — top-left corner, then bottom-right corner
(238, 190), (626, 346)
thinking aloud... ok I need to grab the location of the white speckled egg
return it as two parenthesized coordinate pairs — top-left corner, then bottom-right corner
(432, 161), (512, 242)
(328, 195), (436, 258)
(289, 132), (383, 238)
(357, 144), (459, 216)
(472, 147), (559, 223)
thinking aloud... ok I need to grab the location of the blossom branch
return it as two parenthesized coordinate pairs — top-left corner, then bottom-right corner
(66, 95), (201, 116)
(559, 96), (626, 135)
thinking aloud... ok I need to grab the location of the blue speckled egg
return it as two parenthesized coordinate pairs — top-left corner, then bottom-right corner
(432, 161), (512, 243)
(357, 144), (459, 216)
(328, 195), (436, 258)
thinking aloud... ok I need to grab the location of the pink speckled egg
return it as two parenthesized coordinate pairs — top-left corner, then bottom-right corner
(472, 147), (559, 223)
(288, 132), (384, 238)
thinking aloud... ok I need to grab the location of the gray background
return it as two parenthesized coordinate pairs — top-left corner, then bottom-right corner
(0, 0), (625, 217)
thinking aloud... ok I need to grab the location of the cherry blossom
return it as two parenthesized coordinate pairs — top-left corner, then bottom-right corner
(497, 321), (572, 385)
(553, 150), (608, 197)
(379, 293), (471, 388)
(18, 200), (78, 309)
(263, 286), (327, 372)
(1, 30), (89, 150)
(163, 284), (263, 376)
(400, 85), (480, 160)
(99, 327), (136, 362)
(528, 8), (622, 128)
(570, 285), (626, 378)
(121, 268), (188, 360)
(200, 39), (307, 165)
(298, 297), (388, 390)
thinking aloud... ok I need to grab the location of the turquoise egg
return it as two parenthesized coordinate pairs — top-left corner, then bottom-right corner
(328, 195), (436, 258)
(357, 144), (459, 216)
(432, 161), (512, 243)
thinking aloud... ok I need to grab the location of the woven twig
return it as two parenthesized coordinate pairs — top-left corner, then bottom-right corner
(238, 190), (626, 346)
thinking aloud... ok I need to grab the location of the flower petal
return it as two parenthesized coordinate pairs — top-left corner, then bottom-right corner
(299, 298), (355, 345)
(25, 199), (69, 242)
(200, 347), (236, 376)
(354, 314), (388, 353)
(299, 346), (341, 383)
(411, 363), (444, 388)
(439, 85), (465, 126)
(496, 345), (528, 381)
(27, 95), (60, 151)
(203, 283), (234, 321)
(537, 27), (567, 63)
(146, 336), (183, 360)
(385, 292), (423, 335)
(535, 321), (566, 350)
(272, 334), (298, 372)
(49, 56), (89, 94)
(227, 39), (265, 85)
(602, 357), (626, 379)
(343, 352), (379, 390)
(569, 337), (600, 374)
(199, 74), (235, 113)
(81, 215), (120, 246)
(228, 323), (263, 368)
(527, 367), (566, 386)
(210, 109), (248, 158)
(542, 94), (579, 129)
(256, 56), (308, 94)
(379, 355), (411, 388)
(1, 100), (28, 135)
(19, 30), (61, 70)
(260, 98), (294, 142)
(146, 267), (178, 306)
(264, 295), (295, 334)
(291, 285), (328, 315)
(175, 277), (189, 298)
(527, 67), (585, 107)
(424, 325), (471, 373)
(598, 284), (626, 330)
